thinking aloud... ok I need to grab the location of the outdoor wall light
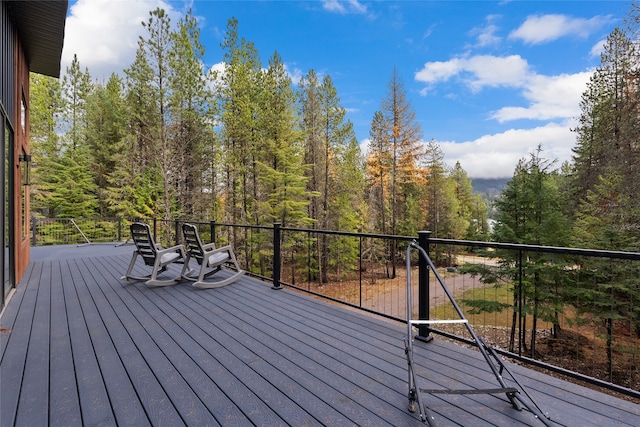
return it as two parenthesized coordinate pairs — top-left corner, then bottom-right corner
(18, 152), (31, 186)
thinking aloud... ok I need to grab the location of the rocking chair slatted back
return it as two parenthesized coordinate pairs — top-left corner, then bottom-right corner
(182, 223), (206, 264)
(130, 222), (158, 266)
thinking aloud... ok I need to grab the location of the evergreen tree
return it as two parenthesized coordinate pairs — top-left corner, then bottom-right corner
(572, 28), (639, 225)
(86, 73), (126, 217)
(61, 54), (92, 150)
(218, 17), (262, 228)
(422, 140), (448, 238)
(571, 173), (640, 380)
(381, 67), (423, 239)
(299, 69), (324, 225)
(168, 9), (212, 219)
(56, 55), (97, 217)
(117, 8), (180, 223)
(367, 67), (423, 277)
(490, 147), (570, 354)
(256, 51), (309, 228)
(450, 161), (482, 239)
(29, 74), (64, 217)
(142, 8), (175, 227)
(366, 110), (391, 234)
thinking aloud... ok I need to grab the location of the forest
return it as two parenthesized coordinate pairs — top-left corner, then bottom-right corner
(29, 9), (490, 242)
(28, 5), (640, 383)
(29, 7), (640, 251)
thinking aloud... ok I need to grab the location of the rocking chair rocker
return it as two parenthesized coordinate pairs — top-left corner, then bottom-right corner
(180, 223), (245, 289)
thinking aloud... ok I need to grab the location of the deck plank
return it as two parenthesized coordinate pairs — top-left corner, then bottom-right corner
(48, 260), (82, 427)
(170, 283), (394, 426)
(60, 258), (118, 426)
(91, 255), (224, 426)
(97, 255), (280, 426)
(70, 257), (176, 427)
(15, 258), (51, 427)
(139, 283), (315, 426)
(220, 277), (534, 426)
(0, 246), (639, 427)
(0, 261), (42, 427)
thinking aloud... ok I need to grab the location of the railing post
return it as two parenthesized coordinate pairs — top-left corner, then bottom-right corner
(209, 220), (216, 245)
(152, 218), (157, 241)
(174, 219), (180, 246)
(117, 217), (122, 242)
(272, 222), (282, 290)
(417, 230), (433, 342)
(31, 216), (37, 246)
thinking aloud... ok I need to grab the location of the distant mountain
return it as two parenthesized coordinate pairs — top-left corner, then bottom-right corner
(471, 178), (509, 196)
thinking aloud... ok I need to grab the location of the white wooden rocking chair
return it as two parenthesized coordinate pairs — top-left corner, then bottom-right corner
(180, 223), (245, 289)
(121, 222), (185, 287)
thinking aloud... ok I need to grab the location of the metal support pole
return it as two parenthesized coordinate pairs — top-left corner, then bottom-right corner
(272, 222), (282, 290)
(31, 217), (37, 246)
(209, 220), (216, 245)
(417, 231), (433, 342)
(152, 218), (157, 241)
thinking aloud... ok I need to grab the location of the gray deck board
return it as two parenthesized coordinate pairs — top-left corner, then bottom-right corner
(0, 244), (639, 426)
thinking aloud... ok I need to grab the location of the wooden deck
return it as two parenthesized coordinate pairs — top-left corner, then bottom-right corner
(1, 244), (639, 426)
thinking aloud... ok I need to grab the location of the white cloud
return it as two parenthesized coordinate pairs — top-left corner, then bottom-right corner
(415, 54), (530, 94)
(437, 122), (576, 178)
(284, 64), (304, 85)
(362, 124), (575, 178)
(509, 14), (613, 45)
(469, 15), (502, 47)
(416, 54), (591, 123)
(491, 71), (592, 122)
(463, 55), (530, 91)
(590, 38), (607, 58)
(62, 0), (176, 80)
(321, 0), (367, 15)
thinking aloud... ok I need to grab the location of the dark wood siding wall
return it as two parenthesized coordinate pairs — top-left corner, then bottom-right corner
(13, 23), (29, 284)
(1, 0), (16, 122)
(1, 0), (16, 310)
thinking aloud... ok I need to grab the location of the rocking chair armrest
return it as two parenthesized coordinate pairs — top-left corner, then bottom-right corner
(211, 244), (233, 253)
(201, 243), (234, 253)
(156, 244), (185, 257)
(203, 245), (232, 256)
(201, 242), (217, 252)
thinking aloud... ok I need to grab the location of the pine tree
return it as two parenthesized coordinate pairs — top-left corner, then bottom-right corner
(56, 55), (97, 217)
(422, 140), (448, 238)
(381, 67), (423, 239)
(61, 54), (92, 150)
(142, 8), (175, 227)
(256, 51), (309, 228)
(218, 17), (262, 229)
(29, 74), (64, 217)
(168, 9), (212, 219)
(489, 147), (570, 354)
(572, 173), (640, 380)
(366, 110), (391, 234)
(86, 73), (126, 217)
(299, 69), (324, 225)
(572, 28), (639, 220)
(367, 67), (423, 277)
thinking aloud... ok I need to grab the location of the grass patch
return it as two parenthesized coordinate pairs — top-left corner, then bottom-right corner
(430, 284), (514, 328)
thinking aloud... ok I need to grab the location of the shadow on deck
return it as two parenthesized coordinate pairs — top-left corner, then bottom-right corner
(1, 244), (639, 426)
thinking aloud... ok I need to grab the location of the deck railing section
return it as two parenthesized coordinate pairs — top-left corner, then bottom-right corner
(31, 217), (640, 398)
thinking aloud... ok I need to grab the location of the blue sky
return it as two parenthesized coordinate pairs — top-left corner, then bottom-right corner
(61, 0), (627, 178)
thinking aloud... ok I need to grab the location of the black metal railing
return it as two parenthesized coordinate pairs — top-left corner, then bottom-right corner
(31, 217), (640, 398)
